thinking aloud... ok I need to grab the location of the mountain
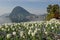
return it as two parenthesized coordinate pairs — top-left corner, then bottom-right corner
(37, 14), (47, 21)
(0, 12), (47, 24)
(0, 13), (46, 24)
(0, 6), (46, 24)
(9, 6), (36, 23)
(0, 13), (10, 17)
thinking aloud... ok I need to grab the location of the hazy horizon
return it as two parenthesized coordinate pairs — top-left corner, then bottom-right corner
(0, 0), (60, 16)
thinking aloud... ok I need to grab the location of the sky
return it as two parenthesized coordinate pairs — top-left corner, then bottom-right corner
(0, 0), (60, 15)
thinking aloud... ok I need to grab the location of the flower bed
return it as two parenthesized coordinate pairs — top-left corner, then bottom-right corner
(0, 18), (60, 40)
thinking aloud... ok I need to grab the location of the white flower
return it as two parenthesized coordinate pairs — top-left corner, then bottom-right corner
(35, 24), (37, 26)
(28, 29), (32, 35)
(4, 23), (8, 26)
(56, 21), (60, 24)
(35, 28), (38, 31)
(5, 26), (8, 28)
(28, 32), (30, 35)
(44, 29), (46, 32)
(14, 23), (17, 26)
(1, 28), (4, 31)
(37, 29), (40, 31)
(50, 18), (57, 21)
(19, 27), (21, 29)
(23, 36), (25, 38)
(31, 32), (35, 36)
(11, 25), (13, 28)
(45, 31), (48, 34)
(27, 27), (29, 29)
(34, 30), (37, 34)
(20, 31), (24, 37)
(7, 29), (10, 31)
(45, 21), (49, 27)
(12, 28), (15, 31)
(51, 27), (54, 29)
(0, 26), (2, 29)
(49, 18), (59, 23)
(30, 26), (34, 29)
(17, 23), (20, 25)
(12, 31), (16, 36)
(34, 28), (38, 34)
(4, 29), (6, 31)
(57, 39), (60, 40)
(55, 24), (57, 28)
(6, 34), (11, 39)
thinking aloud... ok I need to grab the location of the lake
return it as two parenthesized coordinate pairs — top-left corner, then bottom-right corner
(0, 17), (12, 24)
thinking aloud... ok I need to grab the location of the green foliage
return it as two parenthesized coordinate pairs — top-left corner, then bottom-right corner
(46, 4), (60, 20)
(46, 13), (54, 21)
(47, 4), (59, 14)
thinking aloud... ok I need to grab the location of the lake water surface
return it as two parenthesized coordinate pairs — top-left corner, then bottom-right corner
(0, 17), (12, 24)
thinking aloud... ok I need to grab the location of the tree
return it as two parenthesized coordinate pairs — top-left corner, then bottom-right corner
(46, 4), (60, 20)
(47, 5), (52, 13)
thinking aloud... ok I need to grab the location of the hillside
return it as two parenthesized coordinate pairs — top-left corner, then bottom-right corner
(9, 6), (35, 23)
(0, 6), (46, 24)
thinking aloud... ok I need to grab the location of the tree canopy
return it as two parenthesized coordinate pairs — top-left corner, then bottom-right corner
(46, 4), (60, 20)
